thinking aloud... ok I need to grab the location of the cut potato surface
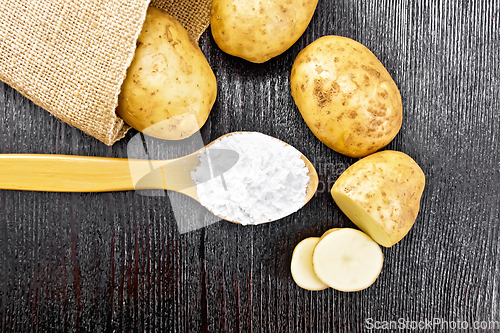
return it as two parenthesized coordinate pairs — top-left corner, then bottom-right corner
(291, 237), (329, 290)
(331, 192), (392, 247)
(312, 228), (383, 291)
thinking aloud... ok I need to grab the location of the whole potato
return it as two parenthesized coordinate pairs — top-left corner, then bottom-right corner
(291, 36), (402, 157)
(210, 0), (318, 63)
(331, 151), (425, 247)
(117, 7), (217, 140)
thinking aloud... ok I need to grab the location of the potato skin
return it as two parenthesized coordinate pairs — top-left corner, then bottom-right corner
(210, 0), (318, 63)
(331, 151), (425, 246)
(291, 36), (402, 157)
(117, 7), (217, 140)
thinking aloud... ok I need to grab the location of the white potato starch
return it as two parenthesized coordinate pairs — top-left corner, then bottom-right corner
(191, 132), (310, 225)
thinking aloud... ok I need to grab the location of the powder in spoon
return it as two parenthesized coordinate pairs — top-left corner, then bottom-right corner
(191, 132), (310, 225)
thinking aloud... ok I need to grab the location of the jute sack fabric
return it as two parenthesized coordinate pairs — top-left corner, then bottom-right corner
(152, 0), (212, 43)
(0, 0), (212, 145)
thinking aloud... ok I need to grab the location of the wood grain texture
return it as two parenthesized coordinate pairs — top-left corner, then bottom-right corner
(1, 0), (500, 332)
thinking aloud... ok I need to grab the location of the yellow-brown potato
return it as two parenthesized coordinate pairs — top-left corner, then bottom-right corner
(117, 7), (217, 140)
(331, 151), (425, 247)
(291, 36), (402, 157)
(210, 0), (318, 63)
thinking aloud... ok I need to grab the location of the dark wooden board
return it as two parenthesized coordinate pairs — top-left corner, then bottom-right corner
(1, 0), (500, 332)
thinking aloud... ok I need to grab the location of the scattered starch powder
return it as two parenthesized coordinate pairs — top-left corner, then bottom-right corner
(191, 132), (310, 225)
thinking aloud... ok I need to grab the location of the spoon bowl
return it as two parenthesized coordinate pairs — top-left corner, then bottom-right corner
(166, 132), (319, 224)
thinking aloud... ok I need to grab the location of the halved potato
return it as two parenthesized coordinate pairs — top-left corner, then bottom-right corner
(331, 150), (425, 247)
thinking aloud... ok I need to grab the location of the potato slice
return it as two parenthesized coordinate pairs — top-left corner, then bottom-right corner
(312, 228), (383, 292)
(290, 237), (329, 291)
(320, 228), (341, 239)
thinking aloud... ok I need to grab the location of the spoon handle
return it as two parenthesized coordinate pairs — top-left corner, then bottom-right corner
(0, 154), (166, 192)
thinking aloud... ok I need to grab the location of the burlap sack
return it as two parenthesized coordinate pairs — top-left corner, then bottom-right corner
(0, 0), (212, 145)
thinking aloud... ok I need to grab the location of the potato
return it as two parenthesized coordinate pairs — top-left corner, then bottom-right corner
(331, 151), (425, 247)
(320, 227), (341, 239)
(290, 237), (328, 291)
(312, 228), (383, 292)
(210, 0), (318, 63)
(291, 36), (403, 157)
(117, 7), (217, 140)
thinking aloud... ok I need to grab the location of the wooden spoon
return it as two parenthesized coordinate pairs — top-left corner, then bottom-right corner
(0, 132), (318, 222)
